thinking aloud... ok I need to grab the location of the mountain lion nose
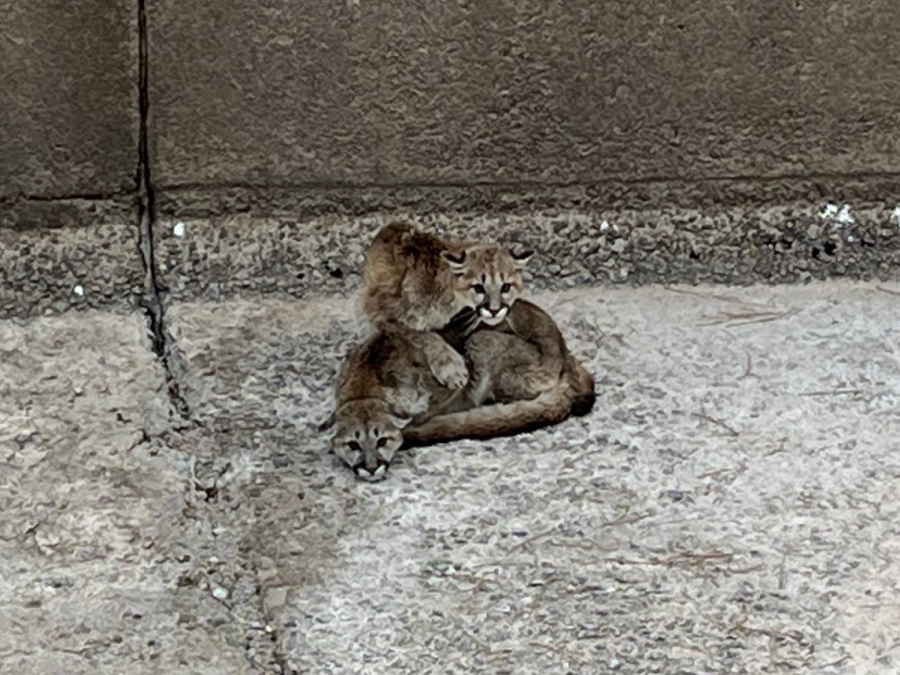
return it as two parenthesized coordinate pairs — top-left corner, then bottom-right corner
(356, 462), (388, 481)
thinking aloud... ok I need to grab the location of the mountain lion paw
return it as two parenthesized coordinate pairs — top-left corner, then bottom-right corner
(430, 350), (469, 390)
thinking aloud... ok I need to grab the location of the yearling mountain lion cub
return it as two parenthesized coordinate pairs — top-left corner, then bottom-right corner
(321, 299), (595, 481)
(359, 222), (533, 391)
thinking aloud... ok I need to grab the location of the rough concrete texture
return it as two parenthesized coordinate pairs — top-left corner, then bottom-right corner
(97, 282), (900, 673)
(0, 312), (285, 674)
(3, 284), (900, 672)
(150, 0), (900, 188)
(148, 0), (382, 187)
(0, 219), (146, 319)
(10, 195), (900, 321)
(151, 204), (900, 304)
(0, 0), (138, 203)
(0, 197), (136, 232)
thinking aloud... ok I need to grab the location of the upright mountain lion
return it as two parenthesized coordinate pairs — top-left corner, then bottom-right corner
(359, 222), (533, 390)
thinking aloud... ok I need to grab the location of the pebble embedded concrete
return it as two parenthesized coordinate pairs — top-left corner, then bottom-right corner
(0, 218), (144, 319)
(2, 283), (899, 674)
(6, 199), (900, 321)
(151, 205), (900, 308)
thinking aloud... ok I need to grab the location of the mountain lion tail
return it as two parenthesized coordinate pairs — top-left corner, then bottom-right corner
(565, 355), (596, 418)
(402, 384), (574, 448)
(403, 355), (597, 448)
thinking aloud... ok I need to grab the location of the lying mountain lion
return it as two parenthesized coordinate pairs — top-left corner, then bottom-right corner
(321, 299), (595, 481)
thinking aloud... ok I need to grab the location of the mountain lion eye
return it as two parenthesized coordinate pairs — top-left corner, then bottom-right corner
(501, 283), (511, 293)
(347, 441), (362, 452)
(472, 284), (486, 295)
(376, 437), (387, 448)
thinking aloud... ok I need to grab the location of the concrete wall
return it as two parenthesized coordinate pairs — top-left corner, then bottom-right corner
(148, 0), (900, 198)
(6, 0), (900, 213)
(1, 0), (138, 225)
(4, 0), (900, 212)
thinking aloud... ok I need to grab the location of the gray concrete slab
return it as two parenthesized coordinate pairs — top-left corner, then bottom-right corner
(0, 312), (268, 674)
(375, 0), (900, 183)
(164, 282), (900, 674)
(148, 0), (382, 188)
(0, 0), (138, 202)
(4, 284), (899, 673)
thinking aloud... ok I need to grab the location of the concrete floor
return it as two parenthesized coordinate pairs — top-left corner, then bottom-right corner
(2, 282), (899, 674)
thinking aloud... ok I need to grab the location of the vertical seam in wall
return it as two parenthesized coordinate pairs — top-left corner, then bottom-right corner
(136, 0), (190, 418)
(136, 0), (157, 348)
(373, 0), (385, 182)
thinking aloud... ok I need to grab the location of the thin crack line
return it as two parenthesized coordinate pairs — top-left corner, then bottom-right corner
(136, 0), (189, 418)
(154, 171), (900, 193)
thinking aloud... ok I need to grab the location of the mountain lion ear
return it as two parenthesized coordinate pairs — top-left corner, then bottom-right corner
(510, 248), (534, 267)
(441, 250), (468, 271)
(387, 410), (413, 429)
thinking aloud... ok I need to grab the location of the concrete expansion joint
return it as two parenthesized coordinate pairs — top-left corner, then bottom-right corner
(154, 170), (900, 194)
(248, 571), (296, 675)
(132, 8), (286, 666)
(135, 0), (190, 421)
(0, 189), (135, 205)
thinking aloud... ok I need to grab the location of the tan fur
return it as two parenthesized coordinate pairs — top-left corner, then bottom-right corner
(359, 223), (533, 390)
(323, 299), (595, 479)
(321, 330), (458, 481)
(402, 299), (595, 447)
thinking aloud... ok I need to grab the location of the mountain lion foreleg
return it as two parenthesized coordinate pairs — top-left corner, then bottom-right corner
(406, 330), (469, 391)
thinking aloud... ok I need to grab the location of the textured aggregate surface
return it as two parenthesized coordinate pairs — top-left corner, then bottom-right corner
(2, 283), (900, 674)
(170, 282), (900, 674)
(152, 204), (900, 306)
(0, 314), (274, 674)
(6, 200), (900, 321)
(0, 217), (144, 319)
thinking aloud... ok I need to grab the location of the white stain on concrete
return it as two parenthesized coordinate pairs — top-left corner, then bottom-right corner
(890, 206), (900, 225)
(836, 204), (854, 225)
(819, 203), (839, 219)
(819, 203), (854, 226)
